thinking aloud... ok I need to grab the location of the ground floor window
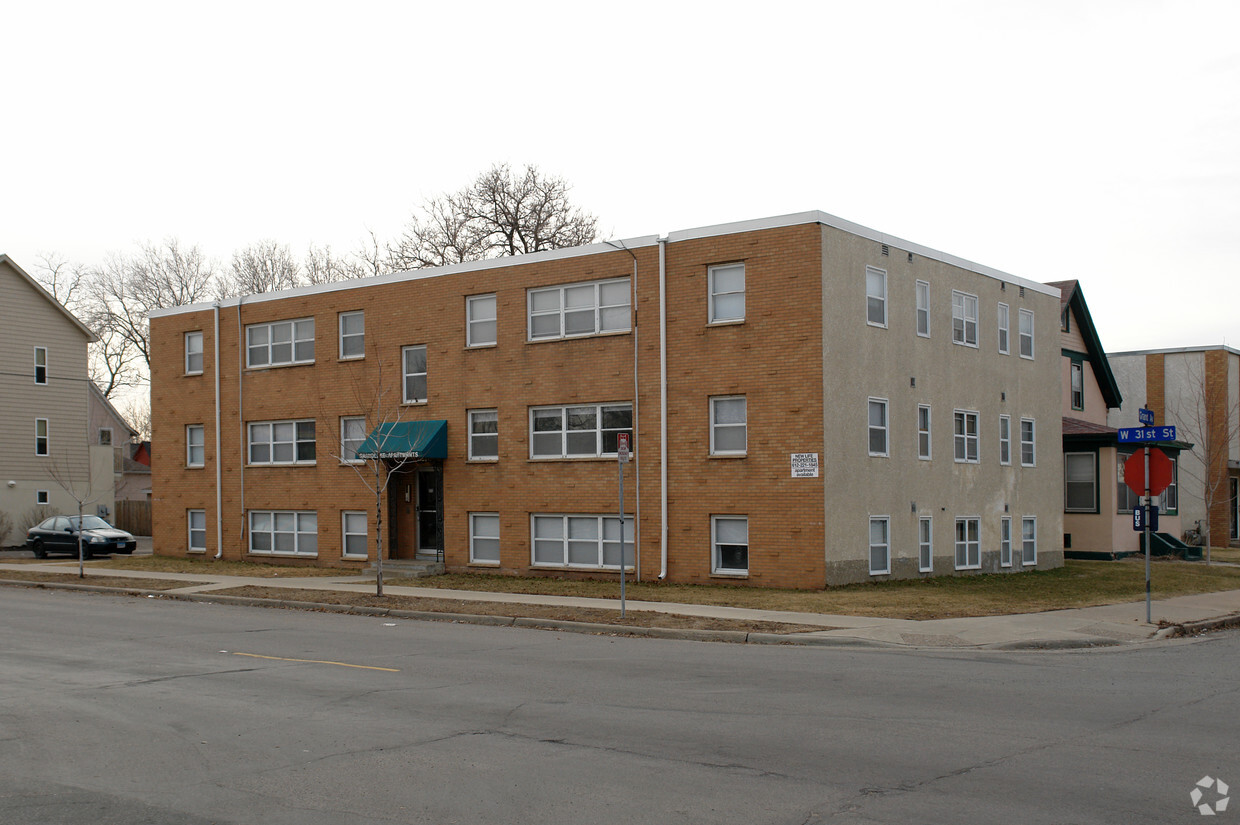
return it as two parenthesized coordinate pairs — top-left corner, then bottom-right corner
(869, 517), (890, 575)
(1064, 452), (1097, 512)
(918, 517), (933, 572)
(249, 510), (317, 556)
(711, 515), (748, 575)
(188, 509), (206, 552)
(1000, 517), (1012, 567)
(470, 513), (501, 565)
(531, 514), (632, 569)
(1022, 517), (1037, 565)
(342, 511), (367, 558)
(954, 517), (980, 569)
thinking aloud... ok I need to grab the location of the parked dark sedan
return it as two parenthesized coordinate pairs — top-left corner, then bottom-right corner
(25, 515), (137, 558)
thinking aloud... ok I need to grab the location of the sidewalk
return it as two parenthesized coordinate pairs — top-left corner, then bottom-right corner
(2, 558), (1238, 649)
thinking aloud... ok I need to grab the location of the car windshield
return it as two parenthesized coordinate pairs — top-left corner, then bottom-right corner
(68, 516), (113, 530)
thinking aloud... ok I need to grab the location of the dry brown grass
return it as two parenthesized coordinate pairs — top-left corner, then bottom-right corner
(95, 555), (349, 578)
(0, 570), (199, 590)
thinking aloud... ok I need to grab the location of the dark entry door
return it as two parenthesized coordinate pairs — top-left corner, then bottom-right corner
(417, 468), (440, 556)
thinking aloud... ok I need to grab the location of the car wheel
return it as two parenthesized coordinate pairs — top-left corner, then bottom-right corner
(32, 540), (46, 559)
(79, 546), (93, 559)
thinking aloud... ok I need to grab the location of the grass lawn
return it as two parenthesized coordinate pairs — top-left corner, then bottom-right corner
(94, 555), (350, 578)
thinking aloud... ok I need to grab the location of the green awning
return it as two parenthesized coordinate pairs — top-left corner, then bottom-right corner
(356, 420), (447, 461)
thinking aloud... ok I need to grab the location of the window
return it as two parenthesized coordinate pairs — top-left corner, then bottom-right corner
(1061, 305), (1071, 332)
(1065, 452), (1097, 512)
(1117, 451), (1141, 513)
(340, 416), (367, 464)
(188, 510), (206, 552)
(402, 345), (427, 403)
(248, 420), (315, 465)
(868, 398), (889, 457)
(342, 511), (368, 558)
(1162, 458), (1178, 514)
(1018, 309), (1034, 358)
(708, 263), (745, 323)
(1020, 418), (1036, 466)
(98, 428), (113, 446)
(34, 346), (48, 384)
(339, 311), (364, 359)
(917, 405), (932, 460)
(246, 318), (314, 367)
(470, 513), (500, 565)
(532, 514), (633, 569)
(866, 266), (887, 327)
(953, 410), (979, 463)
(185, 331), (204, 374)
(186, 425), (205, 467)
(710, 396), (747, 455)
(530, 403), (632, 459)
(915, 280), (930, 337)
(1021, 517), (1037, 565)
(952, 291), (978, 346)
(1000, 517), (1012, 567)
(711, 515), (748, 575)
(467, 294), (497, 346)
(35, 419), (48, 456)
(528, 277), (630, 340)
(869, 516), (890, 575)
(36, 490), (49, 505)
(249, 511), (317, 556)
(469, 410), (499, 460)
(954, 517), (980, 569)
(999, 415), (1011, 465)
(996, 303), (1009, 355)
(918, 517), (933, 572)
(1071, 360), (1084, 410)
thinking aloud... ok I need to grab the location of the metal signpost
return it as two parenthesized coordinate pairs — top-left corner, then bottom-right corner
(617, 433), (630, 618)
(1120, 419), (1176, 623)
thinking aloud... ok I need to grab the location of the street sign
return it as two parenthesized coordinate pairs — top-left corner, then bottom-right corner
(617, 432), (630, 464)
(1133, 505), (1159, 532)
(1138, 408), (1155, 426)
(1124, 447), (1174, 497)
(1117, 425), (1176, 443)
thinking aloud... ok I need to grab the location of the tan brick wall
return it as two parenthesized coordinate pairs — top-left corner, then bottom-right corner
(1204, 349), (1231, 543)
(1146, 353), (1165, 422)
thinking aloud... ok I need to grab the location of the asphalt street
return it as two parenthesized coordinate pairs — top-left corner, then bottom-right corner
(1, 587), (1236, 824)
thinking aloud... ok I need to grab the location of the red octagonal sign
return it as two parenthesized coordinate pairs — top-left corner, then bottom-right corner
(1124, 447), (1173, 497)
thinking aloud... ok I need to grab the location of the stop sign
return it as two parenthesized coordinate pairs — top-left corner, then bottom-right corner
(1124, 447), (1173, 497)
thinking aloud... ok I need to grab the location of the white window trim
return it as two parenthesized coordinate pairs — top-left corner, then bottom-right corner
(34, 346), (48, 384)
(954, 516), (982, 570)
(36, 490), (49, 505)
(248, 510), (318, 557)
(247, 419), (316, 466)
(953, 409), (979, 464)
(868, 397), (889, 458)
(866, 265), (888, 328)
(1000, 516), (1013, 568)
(468, 409), (499, 462)
(530, 513), (634, 571)
(469, 512), (501, 566)
(186, 424), (205, 468)
(184, 332), (204, 375)
(952, 290), (979, 347)
(245, 318), (315, 368)
(188, 509), (206, 553)
(99, 427), (113, 447)
(35, 418), (49, 456)
(467, 294), (498, 347)
(342, 511), (368, 559)
(340, 416), (367, 465)
(915, 280), (930, 338)
(529, 403), (633, 459)
(1064, 451), (1097, 513)
(709, 395), (747, 456)
(1022, 516), (1037, 566)
(339, 311), (365, 360)
(1018, 308), (1035, 359)
(999, 414), (1012, 466)
(997, 303), (1010, 355)
(1071, 361), (1084, 410)
(527, 277), (631, 341)
(711, 514), (749, 576)
(918, 516), (933, 573)
(1020, 418), (1036, 467)
(869, 516), (891, 576)
(402, 344), (428, 404)
(708, 263), (746, 324)
(917, 404), (932, 461)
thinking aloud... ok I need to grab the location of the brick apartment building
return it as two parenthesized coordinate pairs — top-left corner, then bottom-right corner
(149, 211), (1063, 588)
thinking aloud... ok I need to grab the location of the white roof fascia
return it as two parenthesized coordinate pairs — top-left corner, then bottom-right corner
(0, 254), (98, 341)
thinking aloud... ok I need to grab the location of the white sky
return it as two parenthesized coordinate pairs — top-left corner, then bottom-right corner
(4, 0), (1238, 355)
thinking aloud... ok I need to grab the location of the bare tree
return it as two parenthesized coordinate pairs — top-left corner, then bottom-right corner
(354, 230), (389, 277)
(43, 455), (103, 578)
(119, 396), (152, 442)
(304, 244), (368, 285)
(216, 240), (302, 298)
(387, 163), (599, 270)
(0, 509), (13, 549)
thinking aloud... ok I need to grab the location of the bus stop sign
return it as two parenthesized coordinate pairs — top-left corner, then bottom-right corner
(1124, 447), (1173, 497)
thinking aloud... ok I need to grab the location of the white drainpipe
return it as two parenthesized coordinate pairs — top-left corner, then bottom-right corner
(659, 237), (668, 580)
(213, 303), (223, 558)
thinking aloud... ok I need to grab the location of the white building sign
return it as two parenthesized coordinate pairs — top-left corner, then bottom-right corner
(791, 452), (819, 478)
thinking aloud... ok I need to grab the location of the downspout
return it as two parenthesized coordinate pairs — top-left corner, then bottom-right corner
(658, 237), (668, 580)
(631, 253), (641, 580)
(213, 303), (223, 559)
(234, 296), (246, 558)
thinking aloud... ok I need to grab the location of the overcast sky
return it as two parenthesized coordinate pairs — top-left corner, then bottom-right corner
(5, 0), (1237, 355)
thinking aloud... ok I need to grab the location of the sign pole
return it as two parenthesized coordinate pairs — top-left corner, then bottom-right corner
(1144, 445), (1151, 624)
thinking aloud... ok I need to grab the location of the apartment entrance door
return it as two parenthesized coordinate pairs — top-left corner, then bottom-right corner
(416, 467), (441, 558)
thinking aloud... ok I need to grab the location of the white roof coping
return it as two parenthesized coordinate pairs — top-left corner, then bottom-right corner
(1110, 345), (1240, 358)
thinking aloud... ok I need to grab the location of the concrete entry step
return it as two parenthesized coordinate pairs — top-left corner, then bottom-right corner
(363, 559), (445, 578)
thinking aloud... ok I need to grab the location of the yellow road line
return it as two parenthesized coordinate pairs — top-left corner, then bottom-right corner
(231, 651), (400, 672)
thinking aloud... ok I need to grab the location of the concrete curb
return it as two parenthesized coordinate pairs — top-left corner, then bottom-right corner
(1160, 612), (1240, 638)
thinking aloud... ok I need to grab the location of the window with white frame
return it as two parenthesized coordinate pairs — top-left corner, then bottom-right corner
(185, 332), (203, 374)
(708, 263), (745, 323)
(188, 509), (206, 552)
(249, 510), (317, 556)
(952, 291), (978, 346)
(1021, 517), (1037, 565)
(918, 516), (933, 572)
(98, 428), (113, 446)
(869, 516), (890, 575)
(402, 345), (427, 403)
(34, 346), (48, 384)
(342, 511), (367, 558)
(866, 266), (887, 327)
(917, 404), (931, 460)
(1065, 452), (1096, 512)
(531, 514), (633, 569)
(1071, 361), (1084, 410)
(248, 420), (315, 465)
(997, 303), (1009, 354)
(35, 418), (49, 456)
(246, 318), (314, 367)
(340, 416), (367, 464)
(999, 415), (1011, 465)
(530, 403), (632, 459)
(528, 277), (630, 340)
(469, 410), (499, 460)
(711, 515), (748, 575)
(1018, 309), (1034, 358)
(36, 490), (49, 505)
(467, 294), (497, 346)
(1163, 458), (1178, 513)
(954, 517), (980, 569)
(954, 410), (979, 463)
(186, 424), (205, 467)
(915, 280), (930, 337)
(1020, 418), (1036, 466)
(868, 398), (889, 457)
(1000, 517), (1012, 567)
(339, 311), (364, 359)
(1117, 451), (1141, 513)
(710, 396), (747, 455)
(470, 513), (500, 564)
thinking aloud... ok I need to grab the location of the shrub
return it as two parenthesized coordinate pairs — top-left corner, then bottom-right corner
(0, 510), (12, 548)
(19, 505), (57, 535)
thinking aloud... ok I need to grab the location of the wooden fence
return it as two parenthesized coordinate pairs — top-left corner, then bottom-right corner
(114, 500), (152, 536)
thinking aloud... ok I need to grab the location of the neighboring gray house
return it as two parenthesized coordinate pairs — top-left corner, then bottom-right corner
(0, 254), (121, 545)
